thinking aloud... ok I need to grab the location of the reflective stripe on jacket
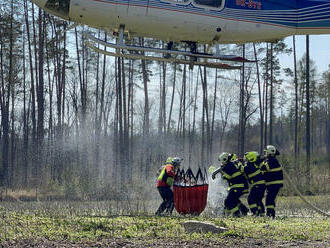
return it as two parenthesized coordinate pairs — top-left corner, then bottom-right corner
(260, 157), (283, 186)
(243, 162), (265, 186)
(157, 164), (175, 187)
(220, 161), (249, 191)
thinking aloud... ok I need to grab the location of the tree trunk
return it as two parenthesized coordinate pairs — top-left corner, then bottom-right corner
(45, 27), (54, 181)
(167, 63), (177, 132)
(305, 35), (311, 194)
(264, 43), (269, 147)
(200, 63), (210, 164)
(37, 9), (45, 186)
(29, 4), (38, 144)
(22, 29), (29, 186)
(253, 43), (264, 153)
(211, 69), (218, 155)
(94, 32), (101, 175)
(128, 59), (135, 182)
(162, 61), (167, 133)
(10, 60), (15, 187)
(0, 7), (12, 187)
(140, 38), (150, 136)
(327, 72), (330, 159)
(238, 45), (246, 156)
(293, 35), (299, 166)
(269, 43), (274, 145)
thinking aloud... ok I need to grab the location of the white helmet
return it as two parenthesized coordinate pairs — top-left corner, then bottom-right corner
(264, 145), (277, 157)
(218, 152), (231, 165)
(172, 157), (183, 167)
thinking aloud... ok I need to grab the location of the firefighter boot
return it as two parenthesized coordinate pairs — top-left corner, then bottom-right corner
(232, 210), (241, 217)
(266, 208), (275, 218)
(239, 203), (249, 216)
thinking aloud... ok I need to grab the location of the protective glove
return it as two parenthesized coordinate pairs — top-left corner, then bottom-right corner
(211, 172), (216, 180)
(211, 167), (222, 180)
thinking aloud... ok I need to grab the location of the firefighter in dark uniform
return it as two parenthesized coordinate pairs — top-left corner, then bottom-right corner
(230, 153), (249, 216)
(260, 145), (283, 218)
(155, 157), (182, 215)
(212, 152), (249, 217)
(243, 151), (266, 216)
(255, 152), (266, 215)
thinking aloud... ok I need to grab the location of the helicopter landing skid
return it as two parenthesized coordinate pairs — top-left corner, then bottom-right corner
(84, 31), (253, 69)
(85, 42), (241, 70)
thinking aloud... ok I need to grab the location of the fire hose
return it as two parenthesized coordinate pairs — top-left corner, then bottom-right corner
(275, 142), (330, 217)
(282, 166), (330, 217)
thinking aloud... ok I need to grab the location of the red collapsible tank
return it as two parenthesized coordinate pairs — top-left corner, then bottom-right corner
(173, 168), (208, 215)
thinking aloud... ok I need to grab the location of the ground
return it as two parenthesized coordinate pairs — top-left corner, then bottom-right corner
(0, 195), (329, 247)
(3, 237), (330, 248)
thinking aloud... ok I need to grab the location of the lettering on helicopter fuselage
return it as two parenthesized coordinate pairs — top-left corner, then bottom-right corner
(236, 0), (262, 9)
(161, 0), (224, 9)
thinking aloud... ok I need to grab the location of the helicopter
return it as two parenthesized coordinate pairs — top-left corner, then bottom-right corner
(31, 0), (330, 69)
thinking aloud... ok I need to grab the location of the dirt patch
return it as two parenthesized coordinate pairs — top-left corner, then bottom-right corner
(2, 238), (329, 248)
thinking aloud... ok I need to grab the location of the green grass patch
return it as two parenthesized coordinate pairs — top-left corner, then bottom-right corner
(0, 208), (329, 244)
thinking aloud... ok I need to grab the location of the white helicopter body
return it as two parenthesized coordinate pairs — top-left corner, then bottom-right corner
(32, 0), (330, 43)
(31, 0), (330, 67)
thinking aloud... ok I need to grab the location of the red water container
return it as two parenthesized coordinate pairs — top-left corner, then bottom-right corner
(173, 184), (209, 215)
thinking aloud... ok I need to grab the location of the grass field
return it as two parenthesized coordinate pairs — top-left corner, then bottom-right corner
(0, 195), (329, 247)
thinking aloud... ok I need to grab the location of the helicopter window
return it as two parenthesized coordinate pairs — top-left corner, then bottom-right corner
(179, 0), (191, 3)
(193, 0), (222, 8)
(162, 0), (191, 4)
(45, 0), (70, 15)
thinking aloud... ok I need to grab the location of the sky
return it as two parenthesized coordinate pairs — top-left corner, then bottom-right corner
(279, 34), (330, 75)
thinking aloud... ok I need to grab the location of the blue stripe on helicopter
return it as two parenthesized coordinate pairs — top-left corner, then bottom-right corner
(92, 0), (330, 28)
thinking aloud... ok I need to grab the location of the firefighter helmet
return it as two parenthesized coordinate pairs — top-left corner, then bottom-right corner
(230, 153), (237, 162)
(218, 152), (231, 165)
(244, 151), (258, 162)
(166, 157), (173, 164)
(172, 157), (183, 167)
(264, 145), (278, 157)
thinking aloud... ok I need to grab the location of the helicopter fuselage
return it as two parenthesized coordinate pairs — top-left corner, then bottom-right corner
(32, 0), (330, 43)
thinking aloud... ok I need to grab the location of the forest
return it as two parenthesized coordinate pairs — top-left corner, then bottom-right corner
(0, 0), (330, 202)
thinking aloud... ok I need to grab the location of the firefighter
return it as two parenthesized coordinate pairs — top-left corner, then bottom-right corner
(243, 151), (266, 216)
(261, 145), (283, 218)
(229, 153), (249, 216)
(156, 157), (173, 178)
(212, 152), (249, 217)
(255, 152), (266, 215)
(255, 153), (265, 168)
(155, 157), (182, 216)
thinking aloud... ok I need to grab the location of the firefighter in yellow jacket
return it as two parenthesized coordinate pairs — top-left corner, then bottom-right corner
(155, 157), (182, 215)
(260, 145), (283, 218)
(243, 151), (266, 216)
(212, 152), (249, 217)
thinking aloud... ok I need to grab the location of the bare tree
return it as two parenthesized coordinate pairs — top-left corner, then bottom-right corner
(305, 35), (311, 193)
(293, 35), (299, 166)
(238, 44), (246, 156)
(253, 43), (264, 153)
